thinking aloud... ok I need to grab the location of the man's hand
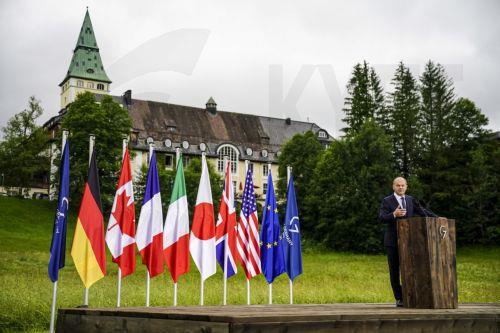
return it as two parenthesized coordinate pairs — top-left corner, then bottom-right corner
(393, 206), (407, 218)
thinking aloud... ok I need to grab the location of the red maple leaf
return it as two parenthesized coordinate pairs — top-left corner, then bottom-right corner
(108, 190), (135, 237)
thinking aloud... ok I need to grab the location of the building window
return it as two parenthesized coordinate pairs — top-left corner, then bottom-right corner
(87, 82), (94, 89)
(217, 144), (238, 174)
(318, 130), (327, 138)
(263, 182), (268, 195)
(248, 163), (254, 173)
(263, 164), (269, 176)
(97, 83), (104, 90)
(232, 181), (237, 194)
(165, 154), (173, 168)
(77, 80), (83, 87)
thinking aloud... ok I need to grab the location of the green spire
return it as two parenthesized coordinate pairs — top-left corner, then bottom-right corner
(60, 9), (111, 86)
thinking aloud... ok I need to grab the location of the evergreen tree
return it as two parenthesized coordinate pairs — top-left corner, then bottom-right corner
(277, 130), (324, 236)
(419, 61), (455, 159)
(456, 139), (500, 245)
(370, 67), (389, 133)
(418, 61), (456, 208)
(61, 92), (132, 208)
(0, 96), (49, 191)
(448, 98), (488, 146)
(309, 120), (394, 252)
(342, 61), (387, 136)
(387, 62), (421, 177)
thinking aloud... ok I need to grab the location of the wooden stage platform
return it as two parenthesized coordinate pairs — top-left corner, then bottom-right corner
(57, 303), (500, 333)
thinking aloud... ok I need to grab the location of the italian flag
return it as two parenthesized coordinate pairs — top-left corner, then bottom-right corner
(163, 157), (190, 283)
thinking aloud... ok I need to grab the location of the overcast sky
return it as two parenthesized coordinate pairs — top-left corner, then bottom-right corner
(1, 0), (499, 137)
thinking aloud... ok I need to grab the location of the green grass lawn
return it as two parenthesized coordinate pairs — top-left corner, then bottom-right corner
(0, 196), (499, 332)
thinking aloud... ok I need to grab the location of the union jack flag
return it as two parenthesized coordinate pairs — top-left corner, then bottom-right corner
(236, 168), (261, 279)
(215, 161), (238, 278)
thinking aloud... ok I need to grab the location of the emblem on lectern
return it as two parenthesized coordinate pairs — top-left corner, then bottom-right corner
(439, 225), (448, 240)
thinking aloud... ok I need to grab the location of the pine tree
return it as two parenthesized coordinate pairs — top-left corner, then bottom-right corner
(418, 61), (456, 207)
(388, 62), (421, 177)
(342, 61), (387, 136)
(370, 67), (389, 132)
(419, 61), (455, 159)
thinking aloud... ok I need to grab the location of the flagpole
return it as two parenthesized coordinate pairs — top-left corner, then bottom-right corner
(222, 156), (228, 306)
(287, 165), (293, 305)
(81, 134), (95, 307)
(173, 283), (178, 306)
(269, 283), (272, 305)
(246, 279), (250, 305)
(146, 271), (150, 307)
(176, 147), (181, 167)
(200, 279), (204, 306)
(269, 163), (274, 306)
(200, 154), (206, 307)
(49, 281), (58, 333)
(145, 143), (154, 307)
(49, 130), (69, 333)
(172, 149), (181, 307)
(115, 137), (128, 308)
(116, 269), (122, 307)
(244, 159), (251, 306)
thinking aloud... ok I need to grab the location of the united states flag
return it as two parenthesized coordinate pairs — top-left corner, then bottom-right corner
(236, 168), (261, 279)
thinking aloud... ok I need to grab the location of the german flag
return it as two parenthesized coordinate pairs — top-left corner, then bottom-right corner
(71, 150), (106, 288)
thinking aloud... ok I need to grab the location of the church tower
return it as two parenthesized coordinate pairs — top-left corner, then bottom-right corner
(59, 9), (111, 109)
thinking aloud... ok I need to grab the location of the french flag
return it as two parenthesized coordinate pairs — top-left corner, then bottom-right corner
(215, 161), (238, 279)
(136, 149), (164, 278)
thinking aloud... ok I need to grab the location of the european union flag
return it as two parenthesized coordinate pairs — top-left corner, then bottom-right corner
(260, 171), (285, 283)
(48, 141), (70, 282)
(281, 173), (302, 281)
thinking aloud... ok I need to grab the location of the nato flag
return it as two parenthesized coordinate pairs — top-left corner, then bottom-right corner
(281, 173), (303, 281)
(48, 141), (70, 282)
(260, 171), (285, 283)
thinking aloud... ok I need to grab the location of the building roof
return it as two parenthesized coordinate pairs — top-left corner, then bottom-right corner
(59, 9), (111, 86)
(94, 93), (333, 162)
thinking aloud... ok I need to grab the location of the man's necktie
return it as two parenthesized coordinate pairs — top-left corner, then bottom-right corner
(401, 196), (407, 210)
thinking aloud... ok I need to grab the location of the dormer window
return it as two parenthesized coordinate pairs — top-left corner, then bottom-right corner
(318, 130), (327, 139)
(164, 120), (177, 132)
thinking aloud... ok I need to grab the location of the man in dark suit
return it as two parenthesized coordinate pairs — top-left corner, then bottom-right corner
(379, 177), (425, 307)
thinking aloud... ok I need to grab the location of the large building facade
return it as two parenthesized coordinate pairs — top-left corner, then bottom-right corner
(45, 10), (332, 198)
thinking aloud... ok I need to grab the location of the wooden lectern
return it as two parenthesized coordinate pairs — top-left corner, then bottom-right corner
(397, 217), (458, 309)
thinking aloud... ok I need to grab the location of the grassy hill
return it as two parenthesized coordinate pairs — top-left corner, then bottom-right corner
(0, 196), (499, 332)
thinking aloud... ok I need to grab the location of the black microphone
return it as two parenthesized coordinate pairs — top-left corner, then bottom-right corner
(415, 198), (438, 218)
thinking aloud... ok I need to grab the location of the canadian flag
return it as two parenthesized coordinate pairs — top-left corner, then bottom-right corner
(105, 149), (136, 277)
(189, 154), (216, 281)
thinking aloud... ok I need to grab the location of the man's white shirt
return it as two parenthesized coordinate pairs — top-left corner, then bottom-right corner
(393, 192), (407, 218)
(393, 192), (406, 208)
